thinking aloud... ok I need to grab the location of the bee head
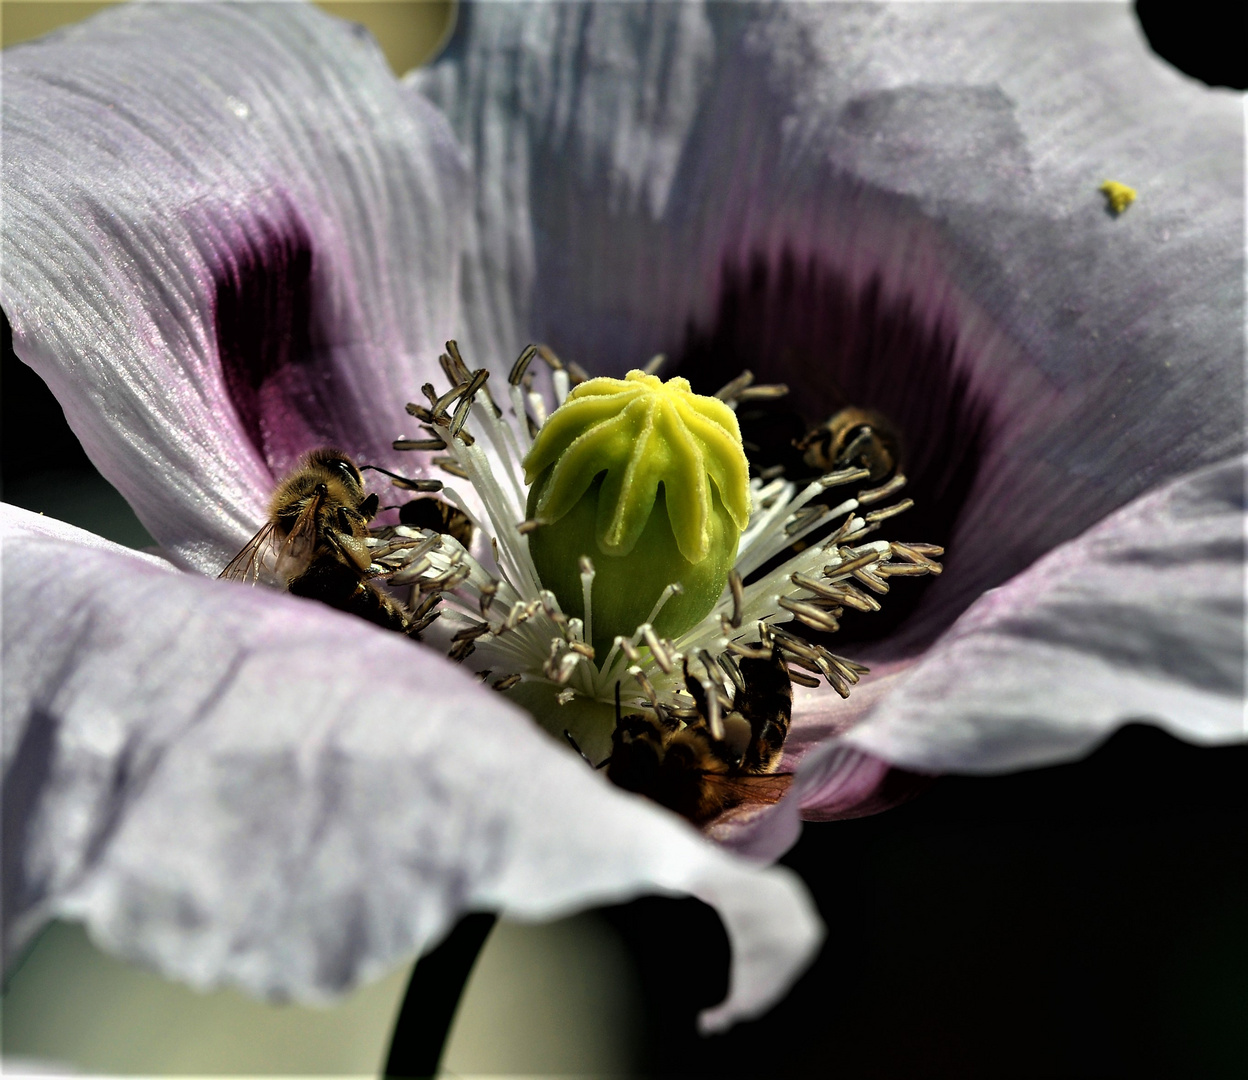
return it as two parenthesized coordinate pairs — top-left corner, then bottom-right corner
(304, 448), (364, 494)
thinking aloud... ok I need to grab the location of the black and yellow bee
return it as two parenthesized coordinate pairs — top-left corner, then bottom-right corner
(605, 647), (794, 826)
(796, 406), (902, 484)
(220, 448), (466, 637)
(397, 495), (474, 549)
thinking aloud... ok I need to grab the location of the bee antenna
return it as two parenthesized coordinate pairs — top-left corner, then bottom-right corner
(360, 464), (409, 482)
(614, 681), (622, 723)
(360, 464), (444, 493)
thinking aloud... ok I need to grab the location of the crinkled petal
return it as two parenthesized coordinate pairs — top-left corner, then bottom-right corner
(418, 1), (1242, 500)
(723, 455), (1245, 859)
(410, 0), (717, 376)
(839, 455), (1246, 770)
(0, 505), (821, 1031)
(2, 3), (468, 574)
(416, 2), (1244, 821)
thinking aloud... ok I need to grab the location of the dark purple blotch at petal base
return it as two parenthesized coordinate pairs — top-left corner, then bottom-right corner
(210, 207), (344, 474)
(677, 250), (991, 643)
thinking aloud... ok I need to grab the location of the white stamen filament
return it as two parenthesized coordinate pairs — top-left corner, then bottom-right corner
(381, 346), (942, 732)
(579, 556), (595, 656)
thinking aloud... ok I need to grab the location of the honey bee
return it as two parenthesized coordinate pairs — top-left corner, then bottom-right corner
(604, 648), (794, 826)
(397, 496), (474, 549)
(796, 406), (902, 483)
(352, 463), (475, 551)
(219, 448), (415, 633)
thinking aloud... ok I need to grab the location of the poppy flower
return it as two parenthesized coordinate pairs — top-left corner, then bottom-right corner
(2, 0), (1241, 1041)
(411, 0), (1244, 854)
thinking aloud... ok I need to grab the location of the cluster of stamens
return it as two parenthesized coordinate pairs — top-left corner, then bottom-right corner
(367, 342), (941, 741)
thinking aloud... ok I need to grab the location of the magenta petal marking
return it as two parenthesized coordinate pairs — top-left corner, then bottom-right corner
(210, 207), (334, 469)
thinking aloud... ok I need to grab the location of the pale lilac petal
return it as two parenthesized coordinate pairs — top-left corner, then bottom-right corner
(411, 1), (716, 375)
(839, 455), (1246, 771)
(2, 4), (467, 574)
(417, 3), (1244, 823)
(1, 505), (821, 1030)
(727, 456), (1243, 858)
(419, 2), (1241, 625)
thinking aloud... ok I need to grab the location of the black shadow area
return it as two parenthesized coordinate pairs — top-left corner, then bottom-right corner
(602, 725), (1247, 1078)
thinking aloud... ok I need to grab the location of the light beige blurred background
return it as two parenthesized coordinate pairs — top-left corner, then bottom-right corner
(0, 2), (641, 1075)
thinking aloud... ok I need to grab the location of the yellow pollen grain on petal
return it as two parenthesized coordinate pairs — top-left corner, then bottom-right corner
(1099, 179), (1137, 216)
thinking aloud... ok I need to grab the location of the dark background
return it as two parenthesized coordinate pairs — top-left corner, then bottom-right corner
(3, 5), (1244, 1077)
(606, 726), (1247, 1077)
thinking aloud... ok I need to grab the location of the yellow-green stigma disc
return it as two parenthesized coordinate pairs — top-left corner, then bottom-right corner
(523, 371), (750, 659)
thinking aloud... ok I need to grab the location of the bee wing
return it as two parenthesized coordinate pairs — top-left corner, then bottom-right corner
(702, 771), (794, 807)
(274, 494), (323, 581)
(218, 522), (280, 585)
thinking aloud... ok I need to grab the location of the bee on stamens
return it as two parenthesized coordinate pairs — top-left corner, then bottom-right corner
(219, 448), (421, 634)
(602, 646), (794, 826)
(397, 496), (474, 549)
(796, 406), (902, 484)
(356, 462), (476, 551)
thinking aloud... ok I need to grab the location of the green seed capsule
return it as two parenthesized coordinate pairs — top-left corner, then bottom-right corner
(523, 371), (750, 659)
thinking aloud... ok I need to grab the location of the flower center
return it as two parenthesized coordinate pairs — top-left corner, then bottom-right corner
(372, 341), (942, 779)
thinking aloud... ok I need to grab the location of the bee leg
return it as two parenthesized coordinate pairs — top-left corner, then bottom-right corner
(733, 650), (793, 772)
(563, 730), (609, 769)
(681, 658), (712, 720)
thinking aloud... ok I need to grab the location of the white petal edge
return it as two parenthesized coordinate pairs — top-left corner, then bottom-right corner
(0, 505), (822, 1031)
(2, 3), (468, 575)
(837, 455), (1246, 771)
(715, 457), (1244, 860)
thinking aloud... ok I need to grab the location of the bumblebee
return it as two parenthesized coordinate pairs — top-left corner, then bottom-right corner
(605, 648), (794, 826)
(220, 448), (416, 633)
(796, 406), (902, 484)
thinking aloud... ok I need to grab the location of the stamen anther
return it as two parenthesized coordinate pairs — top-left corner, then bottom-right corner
(510, 344), (539, 385)
(864, 499), (914, 523)
(728, 570), (745, 629)
(856, 474), (908, 505)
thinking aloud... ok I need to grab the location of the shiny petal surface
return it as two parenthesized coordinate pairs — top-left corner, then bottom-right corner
(725, 457), (1245, 858)
(416, 2), (1245, 819)
(840, 455), (1246, 770)
(1, 505), (821, 1031)
(2, 3), (467, 574)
